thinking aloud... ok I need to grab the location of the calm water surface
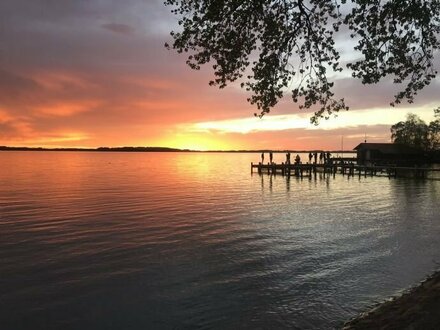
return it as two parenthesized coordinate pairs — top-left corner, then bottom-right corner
(1, 152), (439, 329)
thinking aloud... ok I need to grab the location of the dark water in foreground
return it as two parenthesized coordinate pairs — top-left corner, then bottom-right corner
(1, 152), (439, 329)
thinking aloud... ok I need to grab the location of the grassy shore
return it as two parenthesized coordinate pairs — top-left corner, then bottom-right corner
(343, 270), (440, 329)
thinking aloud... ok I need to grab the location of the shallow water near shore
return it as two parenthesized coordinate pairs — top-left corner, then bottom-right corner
(1, 151), (440, 329)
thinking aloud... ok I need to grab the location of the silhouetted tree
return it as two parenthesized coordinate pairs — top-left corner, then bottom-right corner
(165, 0), (440, 124)
(391, 110), (440, 151)
(428, 107), (440, 150)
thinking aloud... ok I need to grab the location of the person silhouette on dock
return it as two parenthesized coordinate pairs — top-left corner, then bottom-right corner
(269, 152), (273, 164)
(286, 152), (291, 164)
(261, 152), (264, 164)
(308, 152), (313, 164)
(295, 154), (301, 165)
(314, 152), (317, 164)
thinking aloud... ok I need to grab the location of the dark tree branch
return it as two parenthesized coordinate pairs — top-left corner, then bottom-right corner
(165, 0), (440, 124)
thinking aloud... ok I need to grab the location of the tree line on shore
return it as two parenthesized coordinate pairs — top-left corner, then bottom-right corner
(391, 108), (440, 152)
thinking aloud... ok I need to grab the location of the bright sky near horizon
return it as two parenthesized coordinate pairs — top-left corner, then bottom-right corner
(0, 0), (439, 150)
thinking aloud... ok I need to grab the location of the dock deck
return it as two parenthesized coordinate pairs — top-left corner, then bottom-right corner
(251, 161), (440, 179)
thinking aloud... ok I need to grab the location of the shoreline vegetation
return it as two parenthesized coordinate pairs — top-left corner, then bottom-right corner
(343, 270), (440, 329)
(0, 146), (353, 153)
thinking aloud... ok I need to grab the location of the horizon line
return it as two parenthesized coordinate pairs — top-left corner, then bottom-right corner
(0, 146), (356, 153)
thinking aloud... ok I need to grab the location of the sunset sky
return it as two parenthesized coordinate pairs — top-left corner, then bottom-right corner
(1, 0), (439, 150)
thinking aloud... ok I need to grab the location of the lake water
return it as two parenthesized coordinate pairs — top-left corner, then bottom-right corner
(1, 152), (439, 329)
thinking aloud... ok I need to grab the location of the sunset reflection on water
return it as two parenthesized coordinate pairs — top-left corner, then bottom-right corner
(1, 151), (439, 329)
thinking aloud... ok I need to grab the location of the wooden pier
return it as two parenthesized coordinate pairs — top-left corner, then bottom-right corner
(251, 161), (440, 179)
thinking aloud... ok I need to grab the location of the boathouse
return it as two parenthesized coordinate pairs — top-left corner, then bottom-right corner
(354, 143), (424, 166)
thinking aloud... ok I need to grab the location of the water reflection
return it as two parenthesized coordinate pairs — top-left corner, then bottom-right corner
(257, 170), (337, 193)
(0, 152), (439, 329)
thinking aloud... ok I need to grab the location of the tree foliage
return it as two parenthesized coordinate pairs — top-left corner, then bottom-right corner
(429, 107), (440, 149)
(391, 110), (440, 150)
(165, 0), (440, 124)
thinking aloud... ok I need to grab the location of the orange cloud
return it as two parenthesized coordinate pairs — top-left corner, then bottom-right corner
(31, 71), (98, 91)
(121, 76), (179, 91)
(158, 132), (237, 151)
(0, 109), (13, 122)
(3, 131), (90, 148)
(35, 100), (102, 117)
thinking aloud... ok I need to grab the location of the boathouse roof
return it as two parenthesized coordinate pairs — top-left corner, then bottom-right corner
(353, 143), (422, 155)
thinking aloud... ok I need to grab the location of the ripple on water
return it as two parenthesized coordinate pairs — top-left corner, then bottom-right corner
(1, 152), (440, 329)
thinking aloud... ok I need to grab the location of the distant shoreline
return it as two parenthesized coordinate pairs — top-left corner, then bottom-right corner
(0, 146), (354, 153)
